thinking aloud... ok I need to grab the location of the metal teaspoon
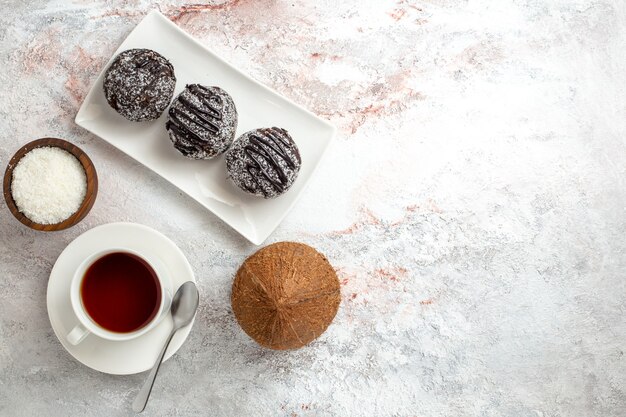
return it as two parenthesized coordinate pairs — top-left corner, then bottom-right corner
(132, 281), (199, 413)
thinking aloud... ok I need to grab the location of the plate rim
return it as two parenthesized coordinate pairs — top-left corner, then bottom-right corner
(75, 10), (337, 245)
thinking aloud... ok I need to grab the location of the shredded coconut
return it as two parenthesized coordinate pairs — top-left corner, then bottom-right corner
(11, 146), (87, 224)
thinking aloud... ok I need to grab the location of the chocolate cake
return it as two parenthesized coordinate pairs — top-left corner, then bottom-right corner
(225, 127), (301, 198)
(165, 84), (237, 159)
(231, 241), (341, 350)
(103, 49), (176, 122)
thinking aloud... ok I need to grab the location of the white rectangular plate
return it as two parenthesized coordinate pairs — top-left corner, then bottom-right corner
(76, 11), (335, 245)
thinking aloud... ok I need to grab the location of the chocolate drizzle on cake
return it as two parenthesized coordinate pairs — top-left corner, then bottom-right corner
(244, 128), (299, 194)
(167, 85), (222, 138)
(165, 84), (237, 159)
(226, 127), (302, 199)
(135, 56), (164, 73)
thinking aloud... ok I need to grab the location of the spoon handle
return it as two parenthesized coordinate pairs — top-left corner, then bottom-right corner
(132, 329), (176, 413)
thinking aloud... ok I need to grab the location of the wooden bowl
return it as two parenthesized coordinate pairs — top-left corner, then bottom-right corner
(3, 138), (98, 231)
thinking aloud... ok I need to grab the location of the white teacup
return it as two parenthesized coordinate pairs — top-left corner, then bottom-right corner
(67, 248), (172, 345)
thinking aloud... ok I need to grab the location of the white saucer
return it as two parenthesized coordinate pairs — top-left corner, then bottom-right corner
(47, 222), (196, 375)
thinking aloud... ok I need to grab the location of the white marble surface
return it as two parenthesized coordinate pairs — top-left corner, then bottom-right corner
(0, 0), (625, 416)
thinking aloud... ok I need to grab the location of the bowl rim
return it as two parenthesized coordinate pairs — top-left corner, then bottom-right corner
(3, 138), (98, 231)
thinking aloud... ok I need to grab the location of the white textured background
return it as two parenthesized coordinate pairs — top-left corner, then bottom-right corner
(0, 1), (625, 416)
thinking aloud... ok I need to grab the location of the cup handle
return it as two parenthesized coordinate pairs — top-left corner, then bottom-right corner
(67, 323), (90, 345)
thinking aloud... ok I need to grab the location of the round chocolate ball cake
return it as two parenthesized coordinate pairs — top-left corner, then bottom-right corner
(225, 127), (301, 199)
(103, 49), (176, 122)
(165, 84), (238, 159)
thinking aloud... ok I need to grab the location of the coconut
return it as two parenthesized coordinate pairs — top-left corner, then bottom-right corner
(231, 241), (341, 350)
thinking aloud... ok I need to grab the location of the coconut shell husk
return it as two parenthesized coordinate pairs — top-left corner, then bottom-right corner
(231, 241), (341, 350)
